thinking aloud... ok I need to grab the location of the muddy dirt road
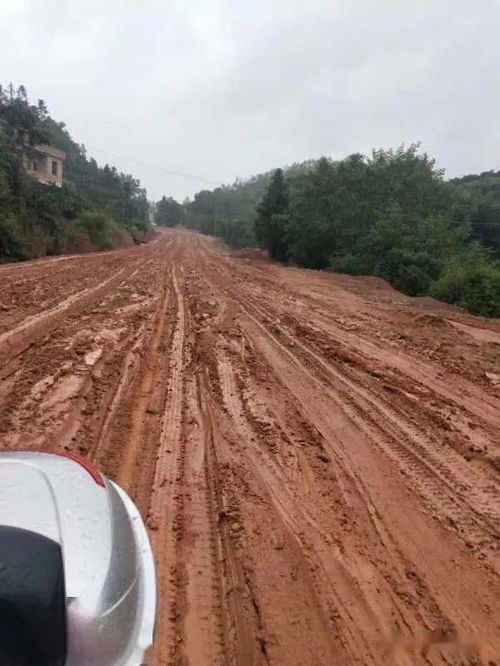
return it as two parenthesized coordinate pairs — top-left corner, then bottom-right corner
(1, 229), (500, 665)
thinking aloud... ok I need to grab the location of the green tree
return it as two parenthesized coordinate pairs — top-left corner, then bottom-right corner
(255, 169), (290, 261)
(449, 171), (500, 256)
(287, 156), (369, 268)
(155, 196), (184, 227)
(430, 244), (500, 316)
(344, 205), (463, 295)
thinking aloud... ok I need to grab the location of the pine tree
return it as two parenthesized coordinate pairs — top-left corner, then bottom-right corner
(255, 168), (289, 262)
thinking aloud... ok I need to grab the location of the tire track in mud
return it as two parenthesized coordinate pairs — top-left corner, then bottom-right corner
(180, 256), (269, 666)
(1, 258), (117, 331)
(215, 349), (354, 664)
(160, 254), (242, 666)
(195, 376), (266, 666)
(86, 320), (149, 463)
(211, 246), (500, 431)
(0, 238), (166, 375)
(110, 257), (175, 492)
(0, 242), (168, 454)
(205, 254), (500, 568)
(214, 344), (452, 665)
(195, 238), (500, 663)
(187, 248), (373, 659)
(145, 265), (188, 666)
(177, 374), (228, 666)
(255, 301), (500, 562)
(214, 343), (478, 663)
(0, 262), (138, 372)
(223, 248), (500, 480)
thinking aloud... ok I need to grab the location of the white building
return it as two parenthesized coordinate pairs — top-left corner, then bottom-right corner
(24, 144), (66, 187)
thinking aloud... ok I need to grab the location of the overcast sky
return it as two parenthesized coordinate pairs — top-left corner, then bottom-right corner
(1, 0), (499, 200)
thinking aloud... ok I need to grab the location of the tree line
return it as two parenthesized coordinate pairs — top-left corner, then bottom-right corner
(158, 146), (500, 316)
(0, 84), (150, 259)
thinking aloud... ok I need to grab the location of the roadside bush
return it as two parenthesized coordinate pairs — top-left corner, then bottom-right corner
(127, 225), (148, 244)
(374, 248), (442, 296)
(430, 249), (500, 316)
(75, 210), (119, 250)
(0, 213), (26, 259)
(330, 208), (458, 296)
(330, 252), (372, 275)
(23, 180), (86, 221)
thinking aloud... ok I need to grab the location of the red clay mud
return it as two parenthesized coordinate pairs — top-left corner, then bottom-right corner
(1, 229), (500, 665)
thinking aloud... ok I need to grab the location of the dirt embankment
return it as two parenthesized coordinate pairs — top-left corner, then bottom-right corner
(1, 229), (500, 665)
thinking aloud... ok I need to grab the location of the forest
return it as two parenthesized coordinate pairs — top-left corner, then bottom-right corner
(158, 147), (500, 316)
(0, 84), (150, 259)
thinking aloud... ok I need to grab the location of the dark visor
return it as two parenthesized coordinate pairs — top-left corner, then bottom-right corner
(0, 526), (66, 665)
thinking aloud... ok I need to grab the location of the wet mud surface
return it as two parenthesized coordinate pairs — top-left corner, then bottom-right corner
(1, 230), (500, 665)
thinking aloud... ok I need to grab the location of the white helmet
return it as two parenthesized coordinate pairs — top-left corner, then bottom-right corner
(0, 450), (157, 665)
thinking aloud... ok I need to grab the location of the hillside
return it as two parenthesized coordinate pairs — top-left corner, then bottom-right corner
(0, 84), (151, 260)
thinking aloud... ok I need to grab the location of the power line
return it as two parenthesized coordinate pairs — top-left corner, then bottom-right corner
(85, 145), (221, 186)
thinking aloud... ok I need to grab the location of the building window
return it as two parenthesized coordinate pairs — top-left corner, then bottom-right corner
(52, 160), (58, 176)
